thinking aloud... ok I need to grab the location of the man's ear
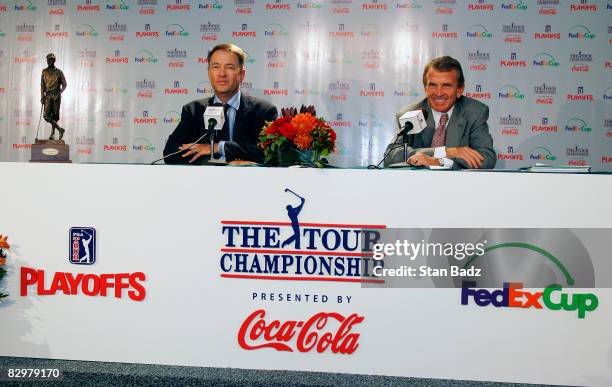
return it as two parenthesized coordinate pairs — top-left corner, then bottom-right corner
(457, 85), (465, 98)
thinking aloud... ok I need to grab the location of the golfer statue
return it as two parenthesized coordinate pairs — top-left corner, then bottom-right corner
(41, 53), (67, 141)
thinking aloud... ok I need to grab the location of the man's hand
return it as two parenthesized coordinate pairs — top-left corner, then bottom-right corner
(407, 153), (440, 167)
(446, 146), (484, 169)
(180, 143), (217, 163)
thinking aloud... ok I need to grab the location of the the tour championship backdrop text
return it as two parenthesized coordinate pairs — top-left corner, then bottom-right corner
(0, 0), (610, 169)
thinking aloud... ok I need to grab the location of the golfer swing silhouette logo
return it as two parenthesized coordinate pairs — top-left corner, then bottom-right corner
(281, 189), (305, 249)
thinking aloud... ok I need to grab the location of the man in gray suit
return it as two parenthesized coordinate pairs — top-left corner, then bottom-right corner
(385, 56), (496, 169)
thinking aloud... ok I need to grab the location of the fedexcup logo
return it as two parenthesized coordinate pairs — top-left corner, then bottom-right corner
(393, 84), (420, 97)
(451, 228), (601, 320)
(134, 49), (158, 63)
(565, 117), (592, 132)
(461, 241), (597, 318)
(498, 85), (525, 100)
(132, 138), (156, 151)
(529, 146), (557, 161)
(501, 0), (527, 10)
(243, 50), (255, 64)
(196, 81), (214, 95)
(462, 281), (597, 318)
(532, 52), (560, 68)
(199, 0), (222, 10)
(568, 25), (595, 39)
(165, 24), (189, 37)
(603, 87), (612, 102)
(76, 24), (99, 37)
(358, 111), (384, 128)
(104, 82), (128, 93)
(466, 24), (493, 38)
(396, 0), (422, 9)
(264, 23), (289, 37)
(163, 110), (181, 124)
(361, 24), (383, 38)
(15, 0), (36, 10)
(106, 0), (129, 10)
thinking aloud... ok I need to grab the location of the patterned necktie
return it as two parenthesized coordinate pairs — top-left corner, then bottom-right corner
(217, 104), (230, 141)
(431, 113), (449, 147)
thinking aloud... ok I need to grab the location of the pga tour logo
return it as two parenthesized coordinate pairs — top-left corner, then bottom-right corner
(70, 227), (96, 265)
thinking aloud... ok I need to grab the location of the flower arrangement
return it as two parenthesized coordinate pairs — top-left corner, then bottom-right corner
(0, 235), (9, 300)
(258, 105), (336, 167)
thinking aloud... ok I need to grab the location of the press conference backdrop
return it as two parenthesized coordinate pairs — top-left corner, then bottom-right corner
(0, 0), (610, 169)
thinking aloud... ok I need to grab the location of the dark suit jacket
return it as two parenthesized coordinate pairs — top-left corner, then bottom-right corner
(384, 96), (496, 169)
(163, 94), (277, 164)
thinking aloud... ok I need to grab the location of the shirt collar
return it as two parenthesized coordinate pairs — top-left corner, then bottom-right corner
(213, 91), (241, 111)
(431, 105), (454, 127)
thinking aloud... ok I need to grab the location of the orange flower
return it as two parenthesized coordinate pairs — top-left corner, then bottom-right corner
(0, 235), (8, 250)
(291, 113), (317, 133)
(290, 113), (318, 150)
(294, 132), (313, 150)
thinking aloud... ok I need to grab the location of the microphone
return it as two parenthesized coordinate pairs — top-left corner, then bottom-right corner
(397, 109), (428, 137)
(203, 103), (226, 164)
(386, 109), (429, 168)
(203, 104), (225, 133)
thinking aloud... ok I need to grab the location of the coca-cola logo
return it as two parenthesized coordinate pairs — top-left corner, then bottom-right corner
(238, 309), (364, 354)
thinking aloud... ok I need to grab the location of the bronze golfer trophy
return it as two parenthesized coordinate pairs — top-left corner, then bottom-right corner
(30, 53), (71, 163)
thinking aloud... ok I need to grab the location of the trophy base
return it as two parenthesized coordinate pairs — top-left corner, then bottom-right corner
(30, 140), (71, 163)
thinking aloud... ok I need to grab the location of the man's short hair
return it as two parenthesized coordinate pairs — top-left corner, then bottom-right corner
(422, 56), (465, 88)
(207, 43), (246, 69)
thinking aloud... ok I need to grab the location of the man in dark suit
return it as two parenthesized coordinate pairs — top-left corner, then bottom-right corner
(163, 43), (277, 164)
(385, 56), (496, 169)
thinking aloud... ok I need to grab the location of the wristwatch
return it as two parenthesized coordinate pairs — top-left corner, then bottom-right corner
(438, 158), (444, 166)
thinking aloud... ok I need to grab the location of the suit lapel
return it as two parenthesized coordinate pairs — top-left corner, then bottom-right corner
(197, 97), (214, 138)
(233, 94), (253, 141)
(419, 100), (436, 147)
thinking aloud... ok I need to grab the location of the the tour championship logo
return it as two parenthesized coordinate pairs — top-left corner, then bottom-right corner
(219, 188), (386, 283)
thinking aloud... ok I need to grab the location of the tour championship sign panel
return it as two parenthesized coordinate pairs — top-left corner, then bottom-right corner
(0, 163), (611, 386)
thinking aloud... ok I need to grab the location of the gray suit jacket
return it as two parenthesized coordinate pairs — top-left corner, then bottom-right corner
(384, 96), (496, 169)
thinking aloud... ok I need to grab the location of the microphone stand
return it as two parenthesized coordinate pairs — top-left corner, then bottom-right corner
(401, 121), (413, 162)
(209, 119), (216, 162)
(206, 118), (227, 165)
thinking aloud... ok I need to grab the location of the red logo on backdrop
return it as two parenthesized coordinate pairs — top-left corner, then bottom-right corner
(20, 267), (146, 301)
(238, 309), (364, 354)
